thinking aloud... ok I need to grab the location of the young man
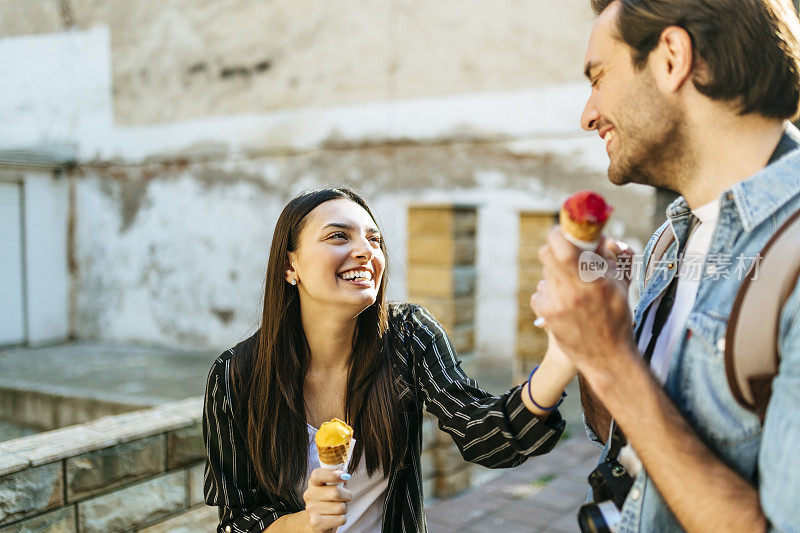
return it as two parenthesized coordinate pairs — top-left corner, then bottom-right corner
(531, 0), (800, 531)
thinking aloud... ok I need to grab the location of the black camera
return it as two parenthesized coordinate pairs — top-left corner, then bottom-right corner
(577, 426), (634, 533)
(577, 458), (634, 532)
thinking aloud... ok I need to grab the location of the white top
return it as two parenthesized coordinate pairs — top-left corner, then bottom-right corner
(638, 198), (720, 383)
(295, 424), (388, 533)
(619, 199), (720, 478)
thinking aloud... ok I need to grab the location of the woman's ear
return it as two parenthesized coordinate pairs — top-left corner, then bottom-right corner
(285, 252), (298, 285)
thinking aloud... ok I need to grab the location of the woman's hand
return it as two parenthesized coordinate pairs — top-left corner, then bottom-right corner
(521, 290), (578, 416)
(599, 235), (634, 292)
(302, 468), (352, 533)
(541, 322), (577, 377)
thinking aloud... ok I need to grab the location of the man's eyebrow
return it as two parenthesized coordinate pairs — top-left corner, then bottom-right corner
(321, 222), (380, 233)
(584, 60), (599, 81)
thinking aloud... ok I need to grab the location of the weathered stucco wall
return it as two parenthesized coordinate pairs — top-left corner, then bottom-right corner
(1, 1), (656, 359)
(0, 0), (63, 38)
(64, 0), (594, 125)
(72, 138), (653, 352)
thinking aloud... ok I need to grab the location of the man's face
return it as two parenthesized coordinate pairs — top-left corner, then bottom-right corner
(581, 1), (684, 189)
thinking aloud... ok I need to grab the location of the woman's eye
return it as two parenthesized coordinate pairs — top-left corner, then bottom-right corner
(329, 232), (347, 240)
(370, 235), (382, 243)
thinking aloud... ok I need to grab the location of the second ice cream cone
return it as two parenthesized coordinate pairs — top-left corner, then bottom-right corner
(315, 418), (354, 470)
(318, 443), (350, 467)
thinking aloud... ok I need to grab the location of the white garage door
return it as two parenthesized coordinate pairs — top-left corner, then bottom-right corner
(0, 182), (25, 345)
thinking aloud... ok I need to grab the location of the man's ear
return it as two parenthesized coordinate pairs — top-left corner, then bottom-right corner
(651, 25), (694, 93)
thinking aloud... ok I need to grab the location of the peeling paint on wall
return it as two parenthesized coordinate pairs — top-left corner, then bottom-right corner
(71, 138), (652, 355)
(1, 1), (656, 361)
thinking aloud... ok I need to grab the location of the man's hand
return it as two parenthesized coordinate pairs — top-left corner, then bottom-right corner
(530, 227), (636, 379)
(530, 230), (630, 443)
(531, 227), (768, 533)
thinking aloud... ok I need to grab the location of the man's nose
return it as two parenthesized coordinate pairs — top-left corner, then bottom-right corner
(581, 95), (600, 132)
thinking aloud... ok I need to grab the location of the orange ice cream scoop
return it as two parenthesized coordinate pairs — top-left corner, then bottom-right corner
(315, 418), (353, 467)
(315, 418), (353, 447)
(559, 190), (613, 247)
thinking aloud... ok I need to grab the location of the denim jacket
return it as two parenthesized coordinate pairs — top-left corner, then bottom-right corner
(596, 124), (800, 532)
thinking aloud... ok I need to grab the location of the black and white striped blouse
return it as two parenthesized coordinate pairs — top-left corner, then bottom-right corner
(203, 303), (565, 532)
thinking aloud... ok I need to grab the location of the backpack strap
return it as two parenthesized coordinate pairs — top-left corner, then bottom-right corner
(725, 207), (800, 421)
(643, 222), (676, 290)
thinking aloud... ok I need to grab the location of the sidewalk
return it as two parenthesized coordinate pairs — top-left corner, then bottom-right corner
(425, 437), (599, 533)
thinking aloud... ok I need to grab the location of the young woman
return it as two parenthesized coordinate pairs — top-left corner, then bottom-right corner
(203, 188), (576, 533)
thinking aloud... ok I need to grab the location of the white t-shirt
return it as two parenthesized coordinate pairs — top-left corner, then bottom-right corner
(618, 199), (720, 477)
(638, 198), (721, 383)
(296, 424), (388, 533)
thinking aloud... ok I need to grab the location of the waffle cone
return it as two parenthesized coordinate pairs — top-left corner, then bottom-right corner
(559, 206), (603, 244)
(317, 443), (350, 467)
(315, 417), (353, 468)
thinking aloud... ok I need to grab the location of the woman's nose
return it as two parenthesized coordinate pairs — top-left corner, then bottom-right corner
(351, 237), (373, 259)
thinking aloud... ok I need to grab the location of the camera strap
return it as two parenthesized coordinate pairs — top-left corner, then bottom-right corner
(606, 277), (678, 456)
(608, 220), (694, 458)
(639, 263), (682, 365)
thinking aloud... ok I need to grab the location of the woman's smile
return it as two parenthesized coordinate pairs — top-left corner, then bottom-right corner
(337, 266), (375, 287)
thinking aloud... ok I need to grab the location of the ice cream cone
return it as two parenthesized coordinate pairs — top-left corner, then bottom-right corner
(315, 418), (354, 470)
(318, 443), (350, 467)
(559, 190), (613, 249)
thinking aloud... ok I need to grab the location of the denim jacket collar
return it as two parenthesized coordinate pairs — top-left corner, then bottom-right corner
(665, 123), (800, 233)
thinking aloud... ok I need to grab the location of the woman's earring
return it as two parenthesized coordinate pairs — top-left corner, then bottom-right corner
(290, 278), (297, 286)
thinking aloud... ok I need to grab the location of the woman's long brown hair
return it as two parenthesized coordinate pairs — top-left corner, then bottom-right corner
(231, 188), (405, 500)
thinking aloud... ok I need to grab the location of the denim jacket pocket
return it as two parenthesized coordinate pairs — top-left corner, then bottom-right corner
(678, 311), (762, 457)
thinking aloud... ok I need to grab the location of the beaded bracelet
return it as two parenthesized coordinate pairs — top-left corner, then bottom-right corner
(527, 365), (567, 412)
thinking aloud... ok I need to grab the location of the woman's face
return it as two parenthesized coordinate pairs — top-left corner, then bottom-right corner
(287, 199), (385, 314)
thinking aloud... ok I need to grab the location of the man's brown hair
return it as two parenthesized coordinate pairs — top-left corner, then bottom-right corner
(591, 0), (800, 119)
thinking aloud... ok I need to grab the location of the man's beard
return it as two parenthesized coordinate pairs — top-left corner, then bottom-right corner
(607, 79), (686, 191)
